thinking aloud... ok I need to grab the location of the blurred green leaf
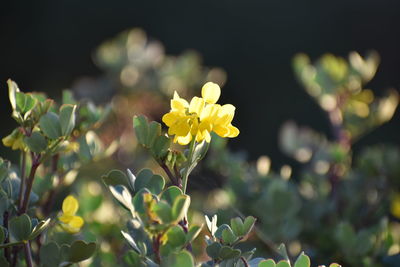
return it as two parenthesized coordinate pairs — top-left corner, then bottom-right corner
(39, 112), (62, 139)
(102, 169), (134, 193)
(135, 169), (165, 195)
(219, 246), (241, 260)
(24, 131), (47, 153)
(151, 135), (170, 159)
(259, 259), (277, 267)
(206, 242), (222, 259)
(166, 225), (186, 248)
(123, 250), (141, 266)
(222, 227), (237, 245)
(9, 214), (31, 241)
(153, 201), (173, 223)
(160, 186), (182, 205)
(186, 224), (202, 244)
(40, 242), (61, 267)
(164, 250), (194, 267)
(294, 252), (310, 267)
(59, 104), (76, 136)
(67, 240), (96, 263)
(28, 218), (50, 240)
(133, 115), (148, 146)
(171, 195), (190, 223)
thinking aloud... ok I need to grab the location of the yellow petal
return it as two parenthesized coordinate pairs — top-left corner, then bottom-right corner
(201, 82), (221, 104)
(62, 195), (79, 216)
(189, 97), (205, 115)
(69, 216), (84, 228)
(213, 125), (230, 137)
(176, 133), (192, 145)
(162, 112), (179, 126)
(59, 214), (73, 224)
(227, 125), (240, 137)
(200, 104), (220, 121)
(171, 91), (189, 111)
(169, 118), (191, 136)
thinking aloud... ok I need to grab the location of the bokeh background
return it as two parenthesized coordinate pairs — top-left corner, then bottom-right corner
(1, 0), (400, 167)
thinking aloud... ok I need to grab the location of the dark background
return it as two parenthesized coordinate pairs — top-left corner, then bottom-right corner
(1, 0), (400, 168)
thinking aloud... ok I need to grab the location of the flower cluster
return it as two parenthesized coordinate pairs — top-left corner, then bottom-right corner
(58, 195), (84, 234)
(162, 82), (239, 145)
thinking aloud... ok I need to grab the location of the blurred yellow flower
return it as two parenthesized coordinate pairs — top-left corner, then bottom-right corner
(162, 82), (239, 145)
(391, 194), (400, 219)
(59, 195), (84, 234)
(2, 129), (25, 151)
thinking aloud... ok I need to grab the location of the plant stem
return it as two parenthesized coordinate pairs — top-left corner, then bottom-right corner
(23, 242), (33, 267)
(17, 152), (26, 211)
(2, 211), (10, 263)
(240, 257), (249, 267)
(160, 162), (179, 187)
(152, 235), (161, 264)
(182, 139), (196, 194)
(20, 155), (40, 214)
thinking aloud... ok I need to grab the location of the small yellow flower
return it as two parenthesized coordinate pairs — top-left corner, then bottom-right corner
(391, 194), (400, 219)
(162, 82), (239, 145)
(59, 195), (84, 234)
(2, 129), (25, 151)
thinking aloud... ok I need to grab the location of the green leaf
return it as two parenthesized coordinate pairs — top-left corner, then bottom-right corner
(230, 217), (244, 237)
(24, 131), (47, 153)
(259, 259), (277, 267)
(164, 250), (194, 267)
(276, 260), (291, 267)
(277, 244), (289, 261)
(28, 218), (51, 240)
(109, 185), (134, 213)
(40, 242), (61, 267)
(59, 104), (76, 136)
(160, 186), (183, 205)
(242, 216), (256, 236)
(133, 115), (148, 146)
(67, 240), (96, 263)
(0, 226), (7, 243)
(186, 225), (202, 244)
(329, 264), (341, 267)
(294, 252), (310, 267)
(123, 250), (141, 266)
(166, 225), (186, 248)
(222, 227), (237, 245)
(16, 92), (36, 114)
(7, 79), (18, 111)
(9, 214), (31, 241)
(102, 169), (134, 193)
(206, 242), (222, 259)
(171, 195), (190, 223)
(153, 201), (173, 223)
(135, 169), (165, 195)
(215, 224), (230, 240)
(132, 188), (150, 214)
(219, 246), (241, 260)
(151, 135), (171, 159)
(39, 112), (62, 139)
(146, 121), (161, 147)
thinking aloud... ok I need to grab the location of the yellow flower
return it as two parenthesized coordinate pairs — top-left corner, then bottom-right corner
(59, 195), (84, 234)
(391, 194), (400, 219)
(2, 129), (25, 151)
(162, 82), (239, 145)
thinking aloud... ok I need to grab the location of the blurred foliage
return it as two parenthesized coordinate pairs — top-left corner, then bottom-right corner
(1, 28), (399, 267)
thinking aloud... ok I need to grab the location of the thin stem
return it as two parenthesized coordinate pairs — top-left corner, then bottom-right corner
(23, 242), (33, 267)
(17, 152), (26, 211)
(2, 211), (10, 263)
(152, 235), (161, 264)
(160, 162), (179, 187)
(240, 257), (249, 267)
(20, 155), (40, 214)
(0, 241), (24, 249)
(182, 139), (196, 194)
